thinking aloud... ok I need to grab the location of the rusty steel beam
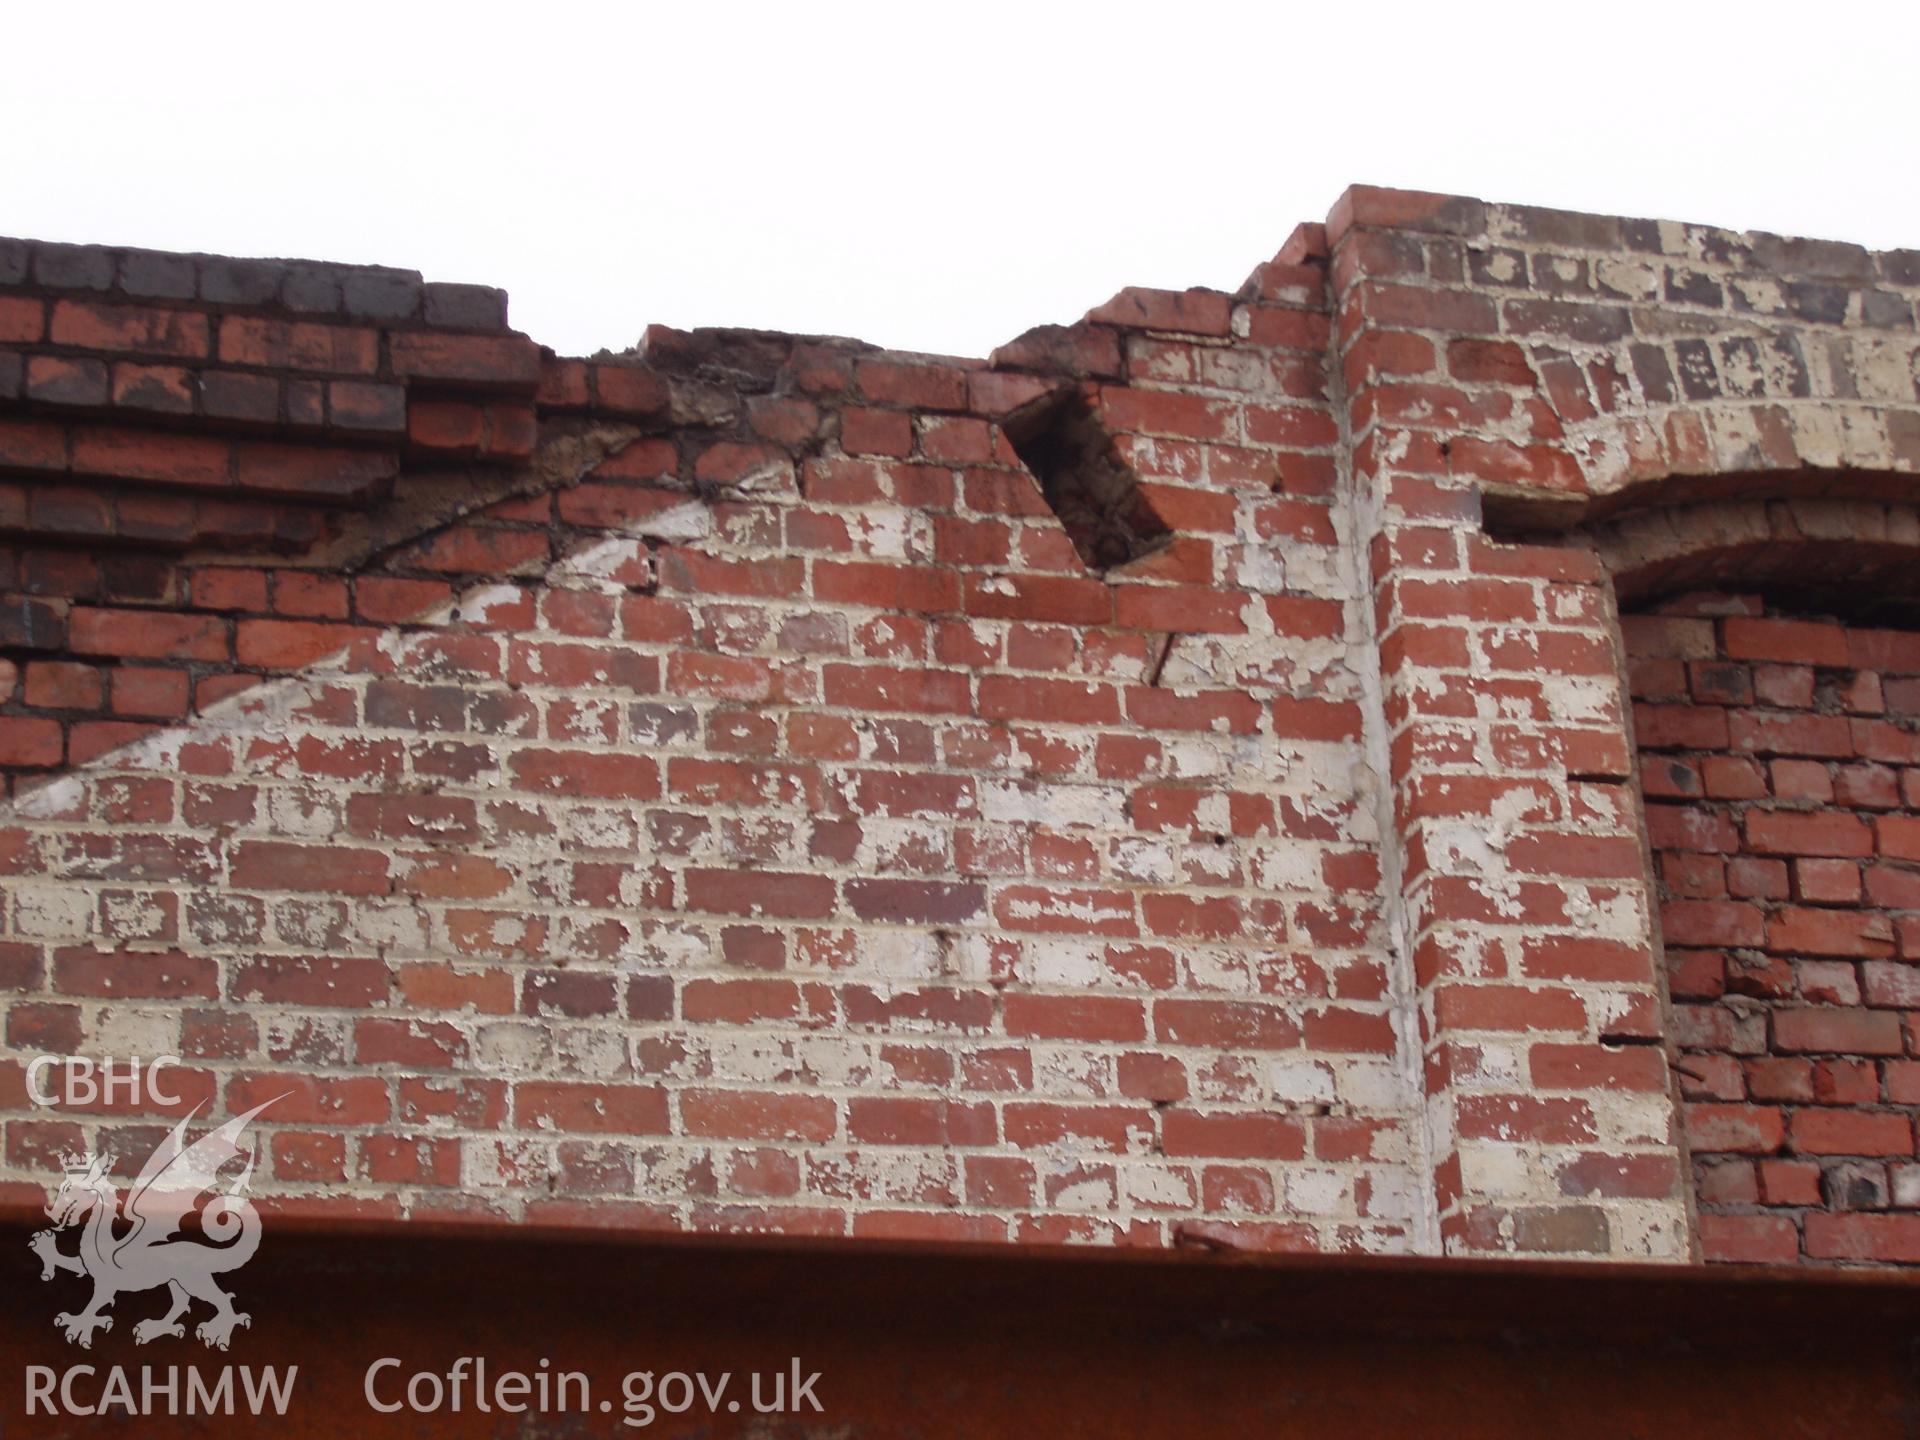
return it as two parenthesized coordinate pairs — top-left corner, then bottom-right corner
(5, 1218), (1920, 1436)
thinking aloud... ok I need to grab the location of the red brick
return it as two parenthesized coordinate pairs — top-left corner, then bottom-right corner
(684, 869), (836, 919)
(53, 946), (217, 999)
(1132, 482), (1238, 533)
(509, 749), (661, 801)
(1113, 585), (1248, 634)
(399, 525), (549, 575)
(589, 364), (670, 417)
(514, 1082), (669, 1135)
(0, 417), (69, 472)
(395, 962), (515, 1015)
(407, 400), (486, 453)
(822, 663), (970, 715)
(1729, 710), (1854, 759)
(1447, 338), (1535, 385)
(69, 607), (227, 661)
(1097, 388), (1234, 441)
(1004, 994), (1147, 1043)
(1773, 1007), (1904, 1056)
(806, 560), (955, 616)
(1768, 758), (1833, 802)
(235, 619), (369, 668)
(1745, 810), (1873, 858)
(1795, 858), (1863, 905)
(1456, 1094), (1596, 1145)
(230, 954), (392, 1008)
(347, 578), (451, 627)
(1880, 815), (1920, 862)
(585, 440), (678, 487)
(190, 567), (270, 612)
(1518, 937), (1654, 984)
(1087, 287), (1231, 336)
(1432, 985), (1587, 1034)
(855, 360), (967, 411)
(1154, 999), (1299, 1050)
(1723, 616), (1849, 666)
(962, 574), (1111, 625)
(978, 675), (1118, 725)
(1660, 900), (1764, 949)
(23, 661), (103, 710)
(51, 301), (209, 359)
(1805, 1213), (1920, 1263)
(843, 878), (984, 925)
(1272, 697), (1362, 740)
(389, 332), (541, 388)
(840, 408), (913, 457)
(1620, 614), (1715, 660)
(848, 1097), (993, 1147)
(110, 667), (190, 718)
(682, 1089), (837, 1142)
(1701, 1213), (1800, 1264)
(1633, 704), (1729, 751)
(1850, 627), (1920, 674)
(228, 842), (389, 897)
(1163, 1110), (1306, 1159)
(1765, 907), (1895, 958)
(0, 296), (45, 343)
(1530, 1044), (1668, 1092)
(1791, 1111), (1913, 1157)
(216, 315), (374, 372)
(1126, 686), (1263, 735)
(1686, 1103), (1786, 1155)
(70, 426), (231, 487)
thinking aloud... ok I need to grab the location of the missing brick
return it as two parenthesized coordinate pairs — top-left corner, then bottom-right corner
(1001, 388), (1169, 571)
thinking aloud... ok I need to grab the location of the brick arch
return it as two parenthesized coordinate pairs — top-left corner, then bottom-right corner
(1587, 496), (1920, 616)
(1568, 395), (1920, 508)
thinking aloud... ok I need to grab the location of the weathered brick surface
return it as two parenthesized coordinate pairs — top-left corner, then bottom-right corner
(0, 238), (1419, 1251)
(1, 186), (1918, 1264)
(1629, 594), (1920, 1265)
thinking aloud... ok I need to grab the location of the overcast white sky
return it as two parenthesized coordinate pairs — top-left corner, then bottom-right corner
(7, 2), (1914, 361)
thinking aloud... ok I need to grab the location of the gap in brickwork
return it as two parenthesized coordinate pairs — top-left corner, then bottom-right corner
(1000, 389), (1169, 571)
(1742, 586), (1920, 634)
(1617, 553), (1920, 623)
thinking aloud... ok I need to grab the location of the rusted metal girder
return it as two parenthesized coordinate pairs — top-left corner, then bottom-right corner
(5, 1217), (1918, 1436)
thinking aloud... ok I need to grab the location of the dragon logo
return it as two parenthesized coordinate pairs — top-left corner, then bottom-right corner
(28, 1097), (280, 1350)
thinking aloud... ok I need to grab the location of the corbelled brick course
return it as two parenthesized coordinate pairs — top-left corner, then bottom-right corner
(0, 186), (1917, 1265)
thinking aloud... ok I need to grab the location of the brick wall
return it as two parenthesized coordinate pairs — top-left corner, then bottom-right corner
(1325, 187), (1920, 1264)
(1, 189), (1918, 1264)
(1628, 595), (1920, 1264)
(0, 232), (1429, 1251)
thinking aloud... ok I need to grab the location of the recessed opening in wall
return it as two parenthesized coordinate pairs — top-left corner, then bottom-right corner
(1613, 538), (1920, 628)
(1737, 585), (1920, 632)
(1620, 582), (1920, 1265)
(1002, 388), (1169, 571)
